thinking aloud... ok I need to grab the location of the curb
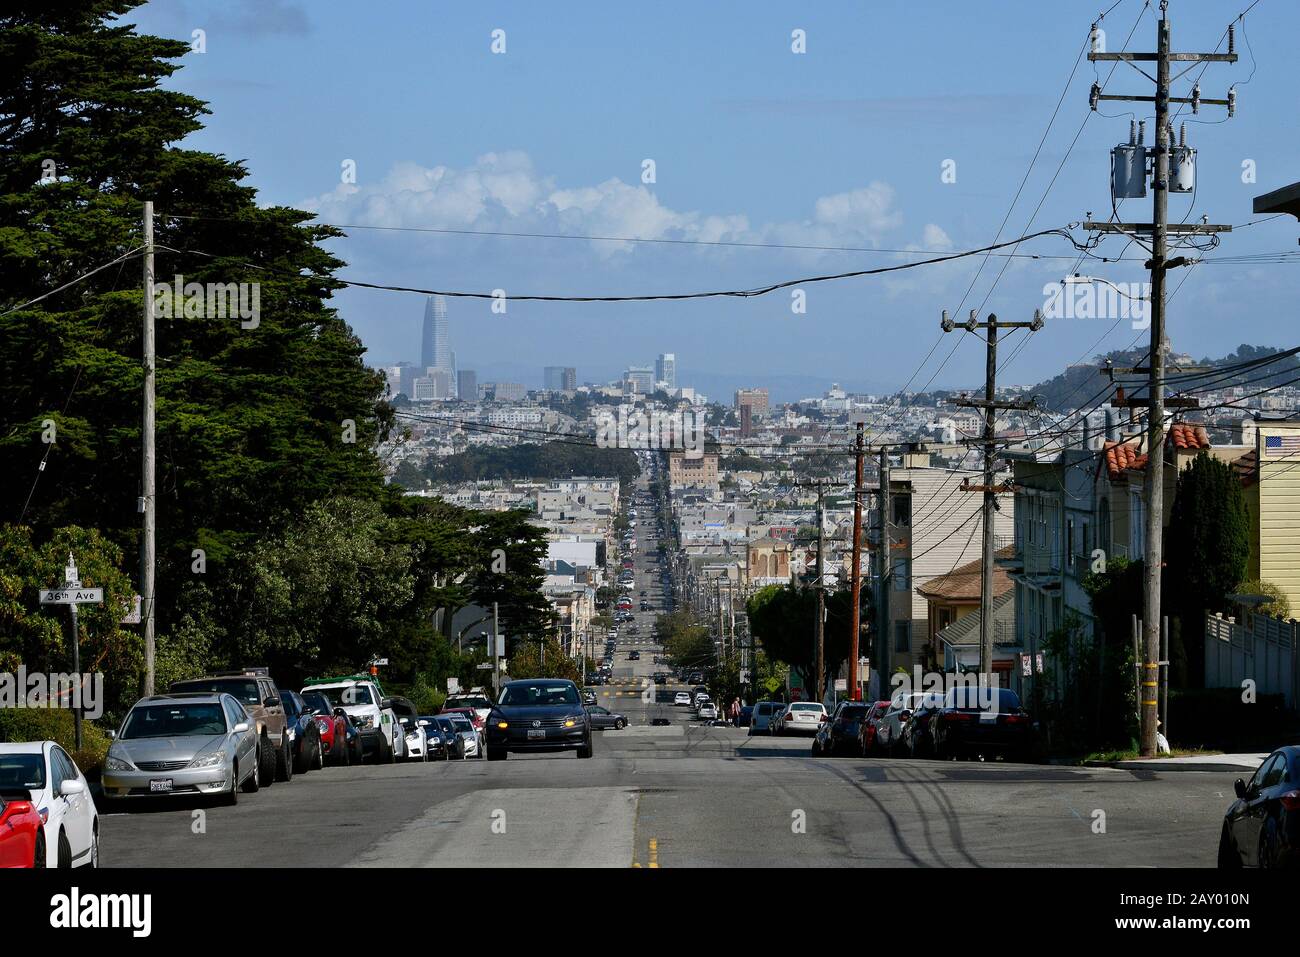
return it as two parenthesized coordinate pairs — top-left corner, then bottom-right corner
(1082, 759), (1254, 773)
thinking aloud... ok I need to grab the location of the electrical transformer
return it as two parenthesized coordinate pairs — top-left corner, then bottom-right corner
(1111, 120), (1147, 199)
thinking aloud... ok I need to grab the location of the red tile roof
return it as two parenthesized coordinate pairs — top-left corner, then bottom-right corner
(1103, 425), (1209, 479)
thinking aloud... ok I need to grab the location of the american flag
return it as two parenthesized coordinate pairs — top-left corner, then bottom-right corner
(1264, 434), (1300, 458)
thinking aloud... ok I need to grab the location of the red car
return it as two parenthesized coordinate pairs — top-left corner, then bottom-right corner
(0, 793), (44, 868)
(857, 701), (892, 756)
(440, 706), (485, 734)
(301, 689), (355, 766)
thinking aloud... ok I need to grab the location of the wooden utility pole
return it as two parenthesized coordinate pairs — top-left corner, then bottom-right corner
(848, 421), (865, 700)
(944, 309), (1041, 678)
(874, 448), (891, 700)
(141, 201), (157, 697)
(1089, 2), (1235, 755)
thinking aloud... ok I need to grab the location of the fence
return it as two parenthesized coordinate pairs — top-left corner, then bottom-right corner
(1205, 612), (1299, 709)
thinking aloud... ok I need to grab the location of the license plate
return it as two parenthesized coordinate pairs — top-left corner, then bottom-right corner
(149, 779), (173, 793)
(527, 729), (546, 740)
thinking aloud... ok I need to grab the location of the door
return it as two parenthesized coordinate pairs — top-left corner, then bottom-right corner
(1239, 754), (1281, 864)
(51, 746), (91, 862)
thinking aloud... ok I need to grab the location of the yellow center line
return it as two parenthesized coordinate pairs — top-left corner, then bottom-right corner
(649, 838), (659, 868)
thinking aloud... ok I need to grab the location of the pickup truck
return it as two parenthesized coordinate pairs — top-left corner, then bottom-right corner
(301, 674), (403, 764)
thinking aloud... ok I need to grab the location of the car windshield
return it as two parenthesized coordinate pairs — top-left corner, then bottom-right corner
(498, 682), (580, 706)
(121, 703), (227, 739)
(447, 715), (472, 730)
(312, 684), (373, 706)
(840, 706), (869, 720)
(301, 691), (332, 713)
(448, 696), (491, 710)
(173, 678), (259, 705)
(0, 754), (45, 792)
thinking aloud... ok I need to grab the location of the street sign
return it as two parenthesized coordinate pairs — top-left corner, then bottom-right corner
(475, 663), (494, 670)
(371, 657), (389, 666)
(121, 594), (141, 625)
(447, 678), (461, 694)
(40, 588), (103, 605)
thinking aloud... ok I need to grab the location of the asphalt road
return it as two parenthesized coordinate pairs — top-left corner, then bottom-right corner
(97, 477), (1238, 868)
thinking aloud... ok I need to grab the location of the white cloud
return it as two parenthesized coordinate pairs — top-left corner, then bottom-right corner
(300, 154), (913, 259)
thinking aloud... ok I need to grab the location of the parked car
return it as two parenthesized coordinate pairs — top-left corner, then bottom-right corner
(874, 692), (932, 757)
(737, 705), (753, 728)
(432, 715), (470, 759)
(813, 701), (872, 757)
(300, 689), (358, 766)
(772, 702), (827, 736)
(170, 668), (288, 782)
(697, 702), (719, 721)
(901, 694), (947, 759)
(441, 705), (486, 738)
(419, 717), (451, 760)
(444, 692), (494, 726)
(1218, 746), (1300, 868)
(857, 701), (893, 756)
(582, 689), (598, 705)
(484, 678), (593, 760)
(280, 689), (325, 774)
(749, 700), (784, 735)
(447, 712), (483, 758)
(929, 687), (1032, 761)
(674, 692), (691, 706)
(0, 790), (44, 868)
(103, 693), (260, 807)
(303, 674), (403, 764)
(585, 706), (627, 730)
(0, 741), (98, 867)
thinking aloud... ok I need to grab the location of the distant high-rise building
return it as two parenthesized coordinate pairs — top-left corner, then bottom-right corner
(655, 353), (676, 392)
(544, 366), (577, 391)
(421, 295), (451, 373)
(739, 404), (753, 438)
(485, 382), (527, 402)
(624, 365), (654, 394)
(735, 387), (769, 417)
(457, 370), (477, 402)
(398, 364), (421, 398)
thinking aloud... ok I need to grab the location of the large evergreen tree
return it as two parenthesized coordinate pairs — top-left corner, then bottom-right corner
(1, 2), (392, 675)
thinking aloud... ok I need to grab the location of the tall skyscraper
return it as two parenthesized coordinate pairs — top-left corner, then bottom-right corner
(655, 353), (676, 392)
(421, 295), (451, 373)
(458, 370), (477, 402)
(544, 366), (577, 391)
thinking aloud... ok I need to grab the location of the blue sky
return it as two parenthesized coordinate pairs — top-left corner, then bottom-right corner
(128, 0), (1300, 400)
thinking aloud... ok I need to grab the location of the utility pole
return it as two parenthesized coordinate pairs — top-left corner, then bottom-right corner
(1088, 2), (1236, 755)
(874, 448), (891, 700)
(944, 309), (1042, 678)
(141, 201), (157, 697)
(815, 484), (825, 703)
(848, 420), (865, 701)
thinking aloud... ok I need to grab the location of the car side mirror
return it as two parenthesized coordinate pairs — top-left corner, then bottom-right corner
(233, 721), (250, 734)
(418, 720), (430, 727)
(333, 707), (347, 718)
(264, 697), (280, 708)
(1234, 778), (1247, 799)
(60, 779), (85, 797)
(380, 698), (393, 710)
(106, 729), (116, 740)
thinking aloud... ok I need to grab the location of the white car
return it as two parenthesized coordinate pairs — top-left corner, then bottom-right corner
(697, 702), (719, 721)
(673, 692), (691, 706)
(773, 702), (828, 736)
(0, 741), (98, 867)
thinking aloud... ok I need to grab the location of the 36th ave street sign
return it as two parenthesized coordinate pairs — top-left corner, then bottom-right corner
(39, 588), (104, 605)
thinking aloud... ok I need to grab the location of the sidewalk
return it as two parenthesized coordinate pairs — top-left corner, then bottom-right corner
(1087, 752), (1269, 773)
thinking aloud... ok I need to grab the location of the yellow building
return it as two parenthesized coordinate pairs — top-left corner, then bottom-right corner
(1236, 417), (1300, 613)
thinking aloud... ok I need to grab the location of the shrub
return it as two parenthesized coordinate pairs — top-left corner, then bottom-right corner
(0, 707), (113, 779)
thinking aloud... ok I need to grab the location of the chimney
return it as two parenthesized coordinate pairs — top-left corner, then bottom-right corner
(1104, 409), (1119, 443)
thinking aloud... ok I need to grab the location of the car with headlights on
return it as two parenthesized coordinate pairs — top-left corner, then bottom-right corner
(102, 693), (260, 808)
(0, 741), (98, 868)
(485, 678), (592, 760)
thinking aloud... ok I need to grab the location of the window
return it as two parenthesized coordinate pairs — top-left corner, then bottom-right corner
(892, 495), (911, 527)
(893, 620), (911, 653)
(892, 558), (909, 591)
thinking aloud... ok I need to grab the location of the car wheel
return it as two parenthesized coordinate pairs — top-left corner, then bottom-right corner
(258, 736), (277, 786)
(57, 829), (72, 869)
(89, 826), (99, 868)
(1217, 822), (1239, 868)
(315, 737), (325, 771)
(615, 719), (625, 730)
(33, 831), (46, 869)
(377, 735), (393, 765)
(241, 754), (261, 793)
(577, 738), (593, 759)
(276, 738), (294, 782)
